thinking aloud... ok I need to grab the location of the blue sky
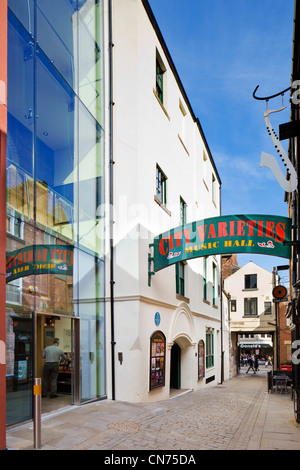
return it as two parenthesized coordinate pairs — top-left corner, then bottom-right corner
(148, 0), (295, 279)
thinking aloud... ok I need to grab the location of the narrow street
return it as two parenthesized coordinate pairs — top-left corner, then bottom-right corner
(6, 367), (300, 451)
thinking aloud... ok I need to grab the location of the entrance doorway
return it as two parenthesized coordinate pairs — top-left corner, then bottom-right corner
(35, 313), (80, 414)
(170, 342), (181, 390)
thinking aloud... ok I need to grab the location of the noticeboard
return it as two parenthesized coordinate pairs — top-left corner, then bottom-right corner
(150, 331), (166, 391)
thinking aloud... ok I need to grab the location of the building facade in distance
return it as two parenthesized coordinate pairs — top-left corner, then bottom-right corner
(224, 261), (277, 367)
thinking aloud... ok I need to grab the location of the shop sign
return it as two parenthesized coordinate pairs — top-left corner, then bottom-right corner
(153, 214), (291, 272)
(6, 244), (74, 283)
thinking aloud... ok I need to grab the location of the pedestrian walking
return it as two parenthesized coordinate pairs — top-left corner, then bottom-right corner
(246, 354), (256, 374)
(254, 355), (259, 372)
(265, 355), (269, 367)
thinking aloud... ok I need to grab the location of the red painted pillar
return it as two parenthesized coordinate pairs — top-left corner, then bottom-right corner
(0, 0), (7, 451)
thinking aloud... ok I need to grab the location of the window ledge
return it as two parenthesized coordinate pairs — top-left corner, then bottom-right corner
(176, 294), (190, 303)
(154, 195), (171, 216)
(153, 88), (170, 121)
(243, 288), (258, 291)
(177, 134), (189, 156)
(202, 298), (210, 305)
(203, 179), (209, 192)
(6, 232), (25, 244)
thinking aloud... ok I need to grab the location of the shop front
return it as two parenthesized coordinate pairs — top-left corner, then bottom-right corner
(238, 341), (274, 367)
(6, 245), (106, 426)
(5, 0), (106, 427)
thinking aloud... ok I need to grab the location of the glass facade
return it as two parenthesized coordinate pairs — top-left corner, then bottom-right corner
(6, 0), (105, 426)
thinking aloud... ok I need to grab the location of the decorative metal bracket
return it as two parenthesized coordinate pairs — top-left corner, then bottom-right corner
(253, 84), (297, 193)
(252, 85), (291, 101)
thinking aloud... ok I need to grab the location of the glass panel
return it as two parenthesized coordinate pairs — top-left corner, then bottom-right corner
(80, 312), (97, 401)
(7, 12), (34, 181)
(29, 227), (75, 316)
(78, 101), (104, 254)
(6, 218), (38, 426)
(7, 0), (106, 421)
(40, 316), (73, 402)
(78, 0), (103, 123)
(6, 311), (33, 426)
(78, 252), (105, 400)
(245, 274), (257, 289)
(8, 0), (35, 36)
(7, 165), (34, 223)
(35, 49), (76, 243)
(36, 0), (78, 89)
(245, 298), (257, 316)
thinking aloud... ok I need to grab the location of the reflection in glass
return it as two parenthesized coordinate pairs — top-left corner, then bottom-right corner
(6, 311), (33, 426)
(78, 101), (104, 254)
(78, 0), (103, 123)
(7, 0), (106, 425)
(37, 0), (78, 89)
(78, 252), (105, 401)
(36, 50), (75, 242)
(7, 165), (34, 222)
(8, 0), (35, 36)
(7, 13), (34, 179)
(80, 303), (105, 401)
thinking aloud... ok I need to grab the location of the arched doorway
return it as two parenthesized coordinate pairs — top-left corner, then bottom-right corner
(170, 342), (181, 389)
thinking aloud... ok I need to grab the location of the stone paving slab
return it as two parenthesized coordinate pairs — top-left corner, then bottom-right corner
(5, 369), (300, 451)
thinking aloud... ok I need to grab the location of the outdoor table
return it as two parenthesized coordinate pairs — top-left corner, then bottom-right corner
(273, 374), (289, 394)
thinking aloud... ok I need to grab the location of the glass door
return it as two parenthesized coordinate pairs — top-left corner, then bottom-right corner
(35, 313), (80, 412)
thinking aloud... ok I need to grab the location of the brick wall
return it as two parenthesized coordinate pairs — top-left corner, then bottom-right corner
(279, 301), (292, 364)
(222, 254), (239, 281)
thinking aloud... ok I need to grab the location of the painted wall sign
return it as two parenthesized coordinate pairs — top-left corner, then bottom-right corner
(6, 245), (74, 283)
(153, 214), (291, 272)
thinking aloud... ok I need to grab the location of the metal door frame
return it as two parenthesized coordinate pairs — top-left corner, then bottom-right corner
(34, 312), (80, 405)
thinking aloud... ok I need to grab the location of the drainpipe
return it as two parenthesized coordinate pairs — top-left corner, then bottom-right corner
(108, 0), (115, 401)
(219, 186), (224, 384)
(220, 256), (224, 384)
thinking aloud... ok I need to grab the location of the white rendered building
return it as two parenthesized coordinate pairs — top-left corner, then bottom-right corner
(224, 261), (277, 365)
(103, 0), (227, 402)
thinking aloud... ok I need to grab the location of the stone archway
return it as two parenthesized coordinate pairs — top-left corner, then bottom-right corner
(168, 303), (196, 392)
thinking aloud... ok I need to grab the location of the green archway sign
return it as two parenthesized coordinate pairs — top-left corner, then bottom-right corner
(6, 244), (74, 283)
(152, 214), (291, 272)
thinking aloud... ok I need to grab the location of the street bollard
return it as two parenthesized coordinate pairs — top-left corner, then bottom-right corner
(33, 378), (42, 449)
